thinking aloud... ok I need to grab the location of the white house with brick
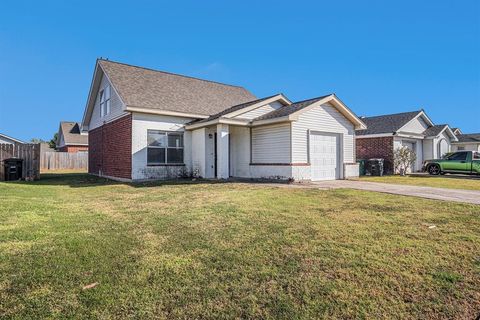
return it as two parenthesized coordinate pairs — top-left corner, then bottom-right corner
(81, 59), (366, 182)
(356, 110), (458, 173)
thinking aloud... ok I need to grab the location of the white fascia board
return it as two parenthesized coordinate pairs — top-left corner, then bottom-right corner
(250, 116), (292, 127)
(225, 94), (291, 118)
(396, 132), (425, 139)
(185, 117), (249, 130)
(126, 106), (208, 119)
(451, 141), (480, 145)
(355, 133), (394, 138)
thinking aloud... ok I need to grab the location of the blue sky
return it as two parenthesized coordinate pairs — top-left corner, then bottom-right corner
(1, 0), (479, 141)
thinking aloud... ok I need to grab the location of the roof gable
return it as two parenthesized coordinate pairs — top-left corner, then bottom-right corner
(254, 94), (367, 129)
(356, 110), (423, 136)
(58, 122), (88, 146)
(0, 133), (24, 144)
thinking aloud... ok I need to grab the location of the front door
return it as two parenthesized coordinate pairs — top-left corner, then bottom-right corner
(443, 152), (468, 171)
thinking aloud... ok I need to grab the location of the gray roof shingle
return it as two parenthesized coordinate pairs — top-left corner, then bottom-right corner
(356, 110), (422, 135)
(422, 124), (448, 137)
(60, 122), (88, 145)
(254, 95), (332, 121)
(455, 133), (480, 143)
(99, 59), (256, 116)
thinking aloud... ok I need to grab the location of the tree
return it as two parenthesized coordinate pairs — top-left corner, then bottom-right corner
(30, 138), (47, 144)
(48, 133), (58, 149)
(393, 146), (417, 176)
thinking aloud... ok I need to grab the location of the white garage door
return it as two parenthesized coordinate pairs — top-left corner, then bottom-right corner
(310, 132), (340, 180)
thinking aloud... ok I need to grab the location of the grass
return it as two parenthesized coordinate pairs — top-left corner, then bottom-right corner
(359, 174), (480, 191)
(0, 173), (479, 319)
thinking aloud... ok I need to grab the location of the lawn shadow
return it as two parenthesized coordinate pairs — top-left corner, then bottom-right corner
(4, 173), (290, 189)
(409, 173), (480, 181)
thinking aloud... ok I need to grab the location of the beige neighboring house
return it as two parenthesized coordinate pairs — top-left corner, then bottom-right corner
(56, 122), (89, 153)
(81, 59), (367, 182)
(0, 133), (24, 145)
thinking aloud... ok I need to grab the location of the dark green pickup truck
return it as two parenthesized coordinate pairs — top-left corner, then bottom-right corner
(423, 151), (480, 175)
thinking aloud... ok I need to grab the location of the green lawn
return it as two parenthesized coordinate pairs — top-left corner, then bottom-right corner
(359, 175), (480, 191)
(1, 173), (479, 319)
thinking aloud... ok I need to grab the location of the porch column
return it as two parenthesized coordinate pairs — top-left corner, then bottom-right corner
(216, 124), (230, 179)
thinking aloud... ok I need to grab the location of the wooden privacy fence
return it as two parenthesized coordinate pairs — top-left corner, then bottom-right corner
(0, 143), (41, 180)
(41, 152), (88, 171)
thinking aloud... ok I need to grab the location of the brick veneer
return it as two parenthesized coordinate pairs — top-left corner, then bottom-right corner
(58, 145), (89, 153)
(88, 114), (132, 179)
(356, 136), (394, 174)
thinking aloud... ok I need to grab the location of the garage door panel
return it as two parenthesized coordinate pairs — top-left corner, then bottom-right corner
(310, 133), (339, 180)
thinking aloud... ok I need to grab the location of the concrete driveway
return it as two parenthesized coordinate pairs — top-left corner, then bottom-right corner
(306, 180), (480, 205)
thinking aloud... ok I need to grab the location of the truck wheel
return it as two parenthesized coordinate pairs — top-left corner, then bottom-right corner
(428, 164), (441, 175)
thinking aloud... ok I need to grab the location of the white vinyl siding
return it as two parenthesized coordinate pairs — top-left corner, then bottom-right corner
(400, 116), (429, 134)
(89, 73), (126, 130)
(291, 103), (355, 164)
(251, 123), (291, 163)
(234, 101), (283, 120)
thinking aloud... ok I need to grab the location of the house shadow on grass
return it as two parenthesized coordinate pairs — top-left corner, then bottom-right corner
(409, 173), (480, 181)
(5, 172), (289, 188)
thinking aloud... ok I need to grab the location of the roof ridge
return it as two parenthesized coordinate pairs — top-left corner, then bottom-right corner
(98, 58), (248, 90)
(292, 94), (333, 105)
(362, 109), (422, 119)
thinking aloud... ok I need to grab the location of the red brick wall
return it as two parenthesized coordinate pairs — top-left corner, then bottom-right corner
(58, 145), (89, 153)
(356, 136), (394, 174)
(88, 114), (132, 180)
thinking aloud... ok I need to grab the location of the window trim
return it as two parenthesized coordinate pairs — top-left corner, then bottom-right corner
(147, 130), (184, 165)
(100, 85), (111, 118)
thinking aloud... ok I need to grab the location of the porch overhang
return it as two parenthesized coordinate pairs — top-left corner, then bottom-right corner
(185, 117), (250, 130)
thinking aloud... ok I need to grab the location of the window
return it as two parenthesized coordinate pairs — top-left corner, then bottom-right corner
(100, 85), (111, 117)
(446, 152), (467, 161)
(473, 152), (480, 160)
(457, 146), (465, 151)
(147, 130), (184, 164)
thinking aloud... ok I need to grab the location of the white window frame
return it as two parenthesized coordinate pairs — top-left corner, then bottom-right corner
(147, 130), (184, 165)
(100, 85), (111, 117)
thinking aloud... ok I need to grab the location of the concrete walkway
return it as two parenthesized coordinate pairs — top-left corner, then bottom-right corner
(292, 180), (480, 205)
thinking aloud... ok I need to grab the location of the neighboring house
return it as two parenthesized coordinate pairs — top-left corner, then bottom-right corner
(356, 110), (457, 173)
(81, 59), (366, 182)
(452, 128), (462, 135)
(56, 122), (89, 153)
(451, 133), (480, 152)
(0, 133), (24, 145)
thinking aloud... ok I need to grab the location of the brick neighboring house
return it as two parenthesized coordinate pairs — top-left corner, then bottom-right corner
(356, 110), (457, 174)
(56, 122), (88, 153)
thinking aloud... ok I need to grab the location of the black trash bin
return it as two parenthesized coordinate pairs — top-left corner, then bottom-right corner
(366, 158), (384, 176)
(3, 158), (23, 181)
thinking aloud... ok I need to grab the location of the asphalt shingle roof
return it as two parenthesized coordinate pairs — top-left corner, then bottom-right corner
(98, 59), (256, 116)
(422, 124), (448, 137)
(455, 133), (480, 143)
(254, 95), (332, 121)
(355, 110), (422, 135)
(59, 122), (88, 145)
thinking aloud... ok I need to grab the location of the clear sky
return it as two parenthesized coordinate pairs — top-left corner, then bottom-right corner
(1, 0), (479, 141)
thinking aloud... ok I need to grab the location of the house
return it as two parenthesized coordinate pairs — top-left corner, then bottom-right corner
(56, 122), (88, 153)
(451, 133), (480, 152)
(81, 59), (366, 181)
(0, 133), (24, 145)
(356, 110), (457, 173)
